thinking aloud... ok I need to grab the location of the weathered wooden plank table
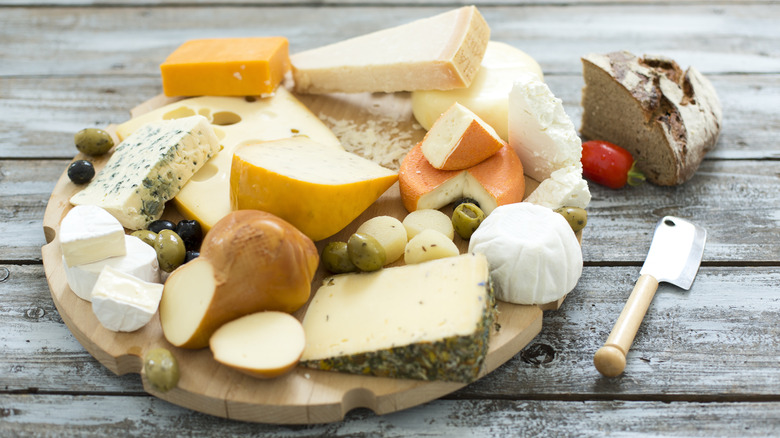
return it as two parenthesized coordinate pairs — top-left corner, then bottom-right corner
(2, 1), (779, 436)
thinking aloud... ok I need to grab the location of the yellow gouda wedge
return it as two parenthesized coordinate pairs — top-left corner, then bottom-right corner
(160, 37), (290, 97)
(115, 89), (341, 232)
(231, 137), (398, 241)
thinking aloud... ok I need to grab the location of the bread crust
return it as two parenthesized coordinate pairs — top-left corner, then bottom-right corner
(580, 51), (722, 185)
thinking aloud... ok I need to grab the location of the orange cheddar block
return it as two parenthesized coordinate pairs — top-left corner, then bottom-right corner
(160, 37), (291, 97)
(399, 142), (524, 215)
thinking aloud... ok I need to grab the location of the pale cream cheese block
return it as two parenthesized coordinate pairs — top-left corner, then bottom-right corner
(114, 90), (341, 232)
(524, 165), (591, 209)
(91, 265), (164, 332)
(59, 205), (126, 267)
(300, 253), (494, 382)
(63, 235), (160, 302)
(508, 74), (582, 182)
(469, 202), (582, 306)
(412, 41), (544, 141)
(290, 6), (490, 94)
(70, 115), (220, 230)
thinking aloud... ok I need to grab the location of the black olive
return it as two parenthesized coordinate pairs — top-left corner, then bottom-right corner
(148, 219), (176, 234)
(176, 219), (203, 251)
(184, 250), (200, 263)
(67, 160), (95, 184)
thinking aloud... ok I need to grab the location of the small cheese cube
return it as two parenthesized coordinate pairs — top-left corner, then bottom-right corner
(91, 265), (164, 332)
(70, 115), (220, 230)
(160, 37), (290, 97)
(63, 235), (160, 302)
(60, 205), (126, 267)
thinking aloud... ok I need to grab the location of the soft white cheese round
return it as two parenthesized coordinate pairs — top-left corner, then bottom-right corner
(468, 202), (582, 305)
(63, 235), (160, 301)
(91, 265), (163, 332)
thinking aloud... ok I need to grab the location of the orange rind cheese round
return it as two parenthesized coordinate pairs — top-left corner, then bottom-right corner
(399, 142), (524, 214)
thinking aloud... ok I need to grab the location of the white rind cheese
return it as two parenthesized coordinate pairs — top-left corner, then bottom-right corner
(525, 165), (591, 209)
(508, 74), (582, 182)
(70, 115), (220, 230)
(468, 202), (582, 305)
(91, 265), (164, 332)
(63, 235), (160, 302)
(60, 205), (126, 267)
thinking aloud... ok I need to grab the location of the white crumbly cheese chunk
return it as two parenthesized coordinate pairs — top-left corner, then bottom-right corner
(508, 74), (582, 182)
(468, 202), (582, 305)
(63, 235), (160, 302)
(525, 165), (591, 209)
(301, 254), (490, 361)
(70, 115), (220, 230)
(91, 265), (163, 332)
(60, 205), (126, 267)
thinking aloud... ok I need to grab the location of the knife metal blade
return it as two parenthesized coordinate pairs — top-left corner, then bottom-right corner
(640, 216), (707, 289)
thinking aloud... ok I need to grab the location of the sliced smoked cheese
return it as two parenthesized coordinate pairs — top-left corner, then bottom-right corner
(300, 253), (494, 382)
(209, 311), (305, 379)
(230, 137), (398, 241)
(290, 6), (490, 94)
(580, 51), (722, 185)
(412, 41), (544, 141)
(508, 74), (582, 182)
(115, 90), (341, 232)
(399, 142), (524, 215)
(160, 37), (290, 97)
(421, 102), (505, 170)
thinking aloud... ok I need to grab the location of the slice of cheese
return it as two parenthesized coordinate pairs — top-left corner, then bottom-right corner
(508, 74), (582, 182)
(231, 137), (398, 241)
(355, 216), (407, 265)
(64, 235), (160, 302)
(91, 265), (164, 332)
(404, 229), (459, 265)
(160, 37), (290, 97)
(525, 165), (591, 209)
(70, 115), (220, 230)
(412, 41), (544, 141)
(115, 90), (341, 232)
(399, 142), (524, 214)
(60, 205), (126, 267)
(421, 102), (505, 170)
(290, 6), (490, 94)
(300, 253), (494, 382)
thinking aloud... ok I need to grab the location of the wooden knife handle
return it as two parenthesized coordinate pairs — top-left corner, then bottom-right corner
(594, 274), (659, 377)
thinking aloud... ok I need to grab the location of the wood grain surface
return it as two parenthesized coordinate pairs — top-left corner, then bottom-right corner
(1, 1), (779, 436)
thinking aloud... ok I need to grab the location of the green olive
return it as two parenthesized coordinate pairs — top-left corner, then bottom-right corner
(321, 241), (358, 274)
(74, 128), (114, 156)
(154, 229), (186, 273)
(452, 203), (485, 240)
(347, 233), (386, 272)
(555, 206), (588, 232)
(131, 229), (158, 248)
(143, 348), (180, 392)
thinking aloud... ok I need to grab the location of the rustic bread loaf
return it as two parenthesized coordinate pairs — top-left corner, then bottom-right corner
(580, 51), (722, 185)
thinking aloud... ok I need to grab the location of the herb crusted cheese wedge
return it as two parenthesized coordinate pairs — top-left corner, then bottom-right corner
(300, 253), (496, 382)
(70, 115), (219, 230)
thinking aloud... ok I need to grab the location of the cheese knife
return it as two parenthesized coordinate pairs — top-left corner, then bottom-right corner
(594, 216), (707, 377)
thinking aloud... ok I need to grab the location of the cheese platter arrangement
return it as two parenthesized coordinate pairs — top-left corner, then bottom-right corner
(39, 6), (601, 424)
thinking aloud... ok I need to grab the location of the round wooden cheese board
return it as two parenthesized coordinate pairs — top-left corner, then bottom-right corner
(41, 89), (568, 424)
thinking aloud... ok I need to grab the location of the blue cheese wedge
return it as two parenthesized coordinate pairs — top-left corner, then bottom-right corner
(300, 253), (495, 382)
(91, 265), (163, 332)
(60, 205), (126, 267)
(70, 115), (220, 230)
(63, 235), (160, 302)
